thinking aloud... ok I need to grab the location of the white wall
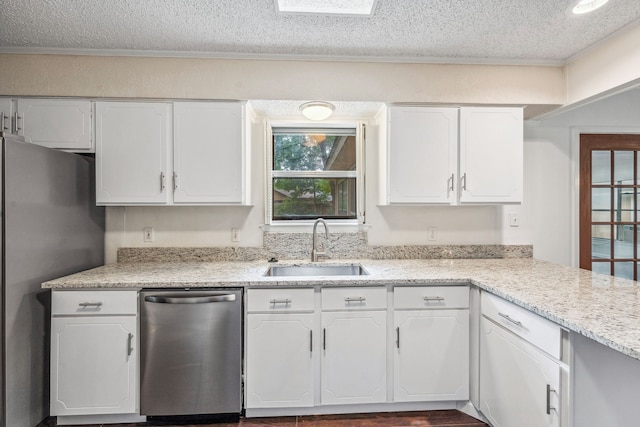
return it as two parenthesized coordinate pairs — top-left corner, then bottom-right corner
(566, 23), (640, 105)
(526, 87), (640, 267)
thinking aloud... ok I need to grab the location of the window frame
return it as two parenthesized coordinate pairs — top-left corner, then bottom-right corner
(265, 120), (366, 226)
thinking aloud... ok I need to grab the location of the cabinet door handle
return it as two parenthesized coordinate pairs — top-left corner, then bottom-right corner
(498, 312), (523, 327)
(270, 298), (291, 305)
(344, 296), (366, 303)
(127, 333), (134, 356)
(461, 173), (467, 191)
(0, 112), (8, 131)
(323, 328), (326, 350)
(173, 172), (178, 191)
(546, 384), (558, 415)
(448, 173), (454, 194)
(14, 112), (21, 132)
(160, 172), (166, 191)
(78, 301), (103, 308)
(396, 327), (400, 349)
(423, 296), (445, 302)
(310, 330), (313, 353)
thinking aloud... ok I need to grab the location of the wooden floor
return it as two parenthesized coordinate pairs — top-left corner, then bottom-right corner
(39, 410), (487, 426)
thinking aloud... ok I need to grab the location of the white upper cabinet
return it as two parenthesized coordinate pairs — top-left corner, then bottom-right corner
(17, 99), (93, 151)
(387, 107), (458, 204)
(96, 102), (171, 205)
(459, 107), (523, 204)
(173, 102), (245, 204)
(0, 98), (13, 133)
(96, 100), (248, 206)
(383, 105), (523, 205)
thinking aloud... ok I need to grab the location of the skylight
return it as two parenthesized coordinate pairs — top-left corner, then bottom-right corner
(276, 0), (378, 16)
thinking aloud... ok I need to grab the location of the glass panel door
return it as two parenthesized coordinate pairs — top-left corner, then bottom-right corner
(581, 135), (640, 280)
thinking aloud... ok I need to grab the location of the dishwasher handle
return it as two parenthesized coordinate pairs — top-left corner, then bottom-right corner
(144, 294), (237, 304)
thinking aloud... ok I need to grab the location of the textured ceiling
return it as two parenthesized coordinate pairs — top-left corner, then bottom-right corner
(1, 0), (639, 63)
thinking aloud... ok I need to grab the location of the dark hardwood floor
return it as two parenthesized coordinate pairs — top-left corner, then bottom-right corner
(38, 410), (487, 427)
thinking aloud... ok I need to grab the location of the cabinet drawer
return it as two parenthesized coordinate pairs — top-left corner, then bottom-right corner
(247, 288), (314, 312)
(481, 292), (561, 359)
(321, 287), (386, 310)
(52, 290), (138, 316)
(394, 286), (469, 309)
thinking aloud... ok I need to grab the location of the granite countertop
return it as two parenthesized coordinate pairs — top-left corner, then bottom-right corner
(43, 258), (640, 362)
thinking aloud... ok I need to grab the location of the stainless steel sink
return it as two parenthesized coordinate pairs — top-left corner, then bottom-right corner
(264, 264), (369, 277)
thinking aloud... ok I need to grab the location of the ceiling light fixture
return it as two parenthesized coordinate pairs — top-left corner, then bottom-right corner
(276, 0), (377, 16)
(300, 101), (335, 121)
(572, 0), (609, 14)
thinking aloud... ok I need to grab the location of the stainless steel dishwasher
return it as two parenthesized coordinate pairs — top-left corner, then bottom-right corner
(140, 288), (242, 416)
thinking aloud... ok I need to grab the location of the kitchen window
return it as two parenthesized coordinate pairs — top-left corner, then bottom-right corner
(268, 125), (363, 223)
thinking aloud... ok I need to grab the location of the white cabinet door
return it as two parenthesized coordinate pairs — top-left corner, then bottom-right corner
(173, 102), (245, 204)
(480, 317), (560, 427)
(96, 102), (170, 205)
(50, 316), (137, 416)
(0, 98), (13, 133)
(246, 313), (315, 408)
(321, 311), (387, 405)
(459, 107), (523, 204)
(387, 107), (458, 204)
(394, 309), (469, 402)
(17, 99), (92, 151)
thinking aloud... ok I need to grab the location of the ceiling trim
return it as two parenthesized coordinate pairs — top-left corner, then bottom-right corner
(0, 46), (565, 67)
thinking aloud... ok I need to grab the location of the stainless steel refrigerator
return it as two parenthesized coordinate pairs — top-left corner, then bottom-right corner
(0, 132), (105, 427)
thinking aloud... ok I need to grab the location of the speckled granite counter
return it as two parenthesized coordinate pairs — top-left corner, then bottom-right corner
(43, 258), (640, 362)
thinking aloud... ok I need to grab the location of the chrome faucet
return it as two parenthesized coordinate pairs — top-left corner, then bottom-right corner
(311, 218), (329, 262)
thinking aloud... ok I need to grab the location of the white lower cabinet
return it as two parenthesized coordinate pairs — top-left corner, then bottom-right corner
(246, 313), (315, 408)
(393, 286), (470, 402)
(50, 290), (138, 417)
(394, 309), (469, 401)
(479, 294), (562, 427)
(321, 310), (387, 405)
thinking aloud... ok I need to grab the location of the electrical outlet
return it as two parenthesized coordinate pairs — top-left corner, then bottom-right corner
(509, 213), (519, 227)
(231, 228), (240, 242)
(428, 227), (437, 241)
(143, 227), (154, 242)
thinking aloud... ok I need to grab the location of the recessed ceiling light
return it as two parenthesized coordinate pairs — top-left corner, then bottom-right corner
(572, 0), (609, 14)
(300, 101), (335, 121)
(276, 0), (378, 16)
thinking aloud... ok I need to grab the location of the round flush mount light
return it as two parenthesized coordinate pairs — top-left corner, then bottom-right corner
(300, 101), (335, 121)
(572, 0), (609, 14)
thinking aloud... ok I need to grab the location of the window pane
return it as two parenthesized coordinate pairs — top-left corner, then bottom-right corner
(592, 224), (611, 259)
(273, 133), (356, 171)
(592, 262), (610, 275)
(614, 224), (634, 259)
(614, 262), (634, 280)
(614, 151), (634, 184)
(273, 178), (357, 220)
(592, 150), (610, 185)
(592, 188), (611, 222)
(613, 188), (635, 222)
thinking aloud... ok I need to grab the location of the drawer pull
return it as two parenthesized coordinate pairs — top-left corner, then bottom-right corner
(345, 297), (366, 303)
(78, 302), (103, 308)
(270, 298), (291, 305)
(423, 296), (445, 302)
(498, 312), (523, 327)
